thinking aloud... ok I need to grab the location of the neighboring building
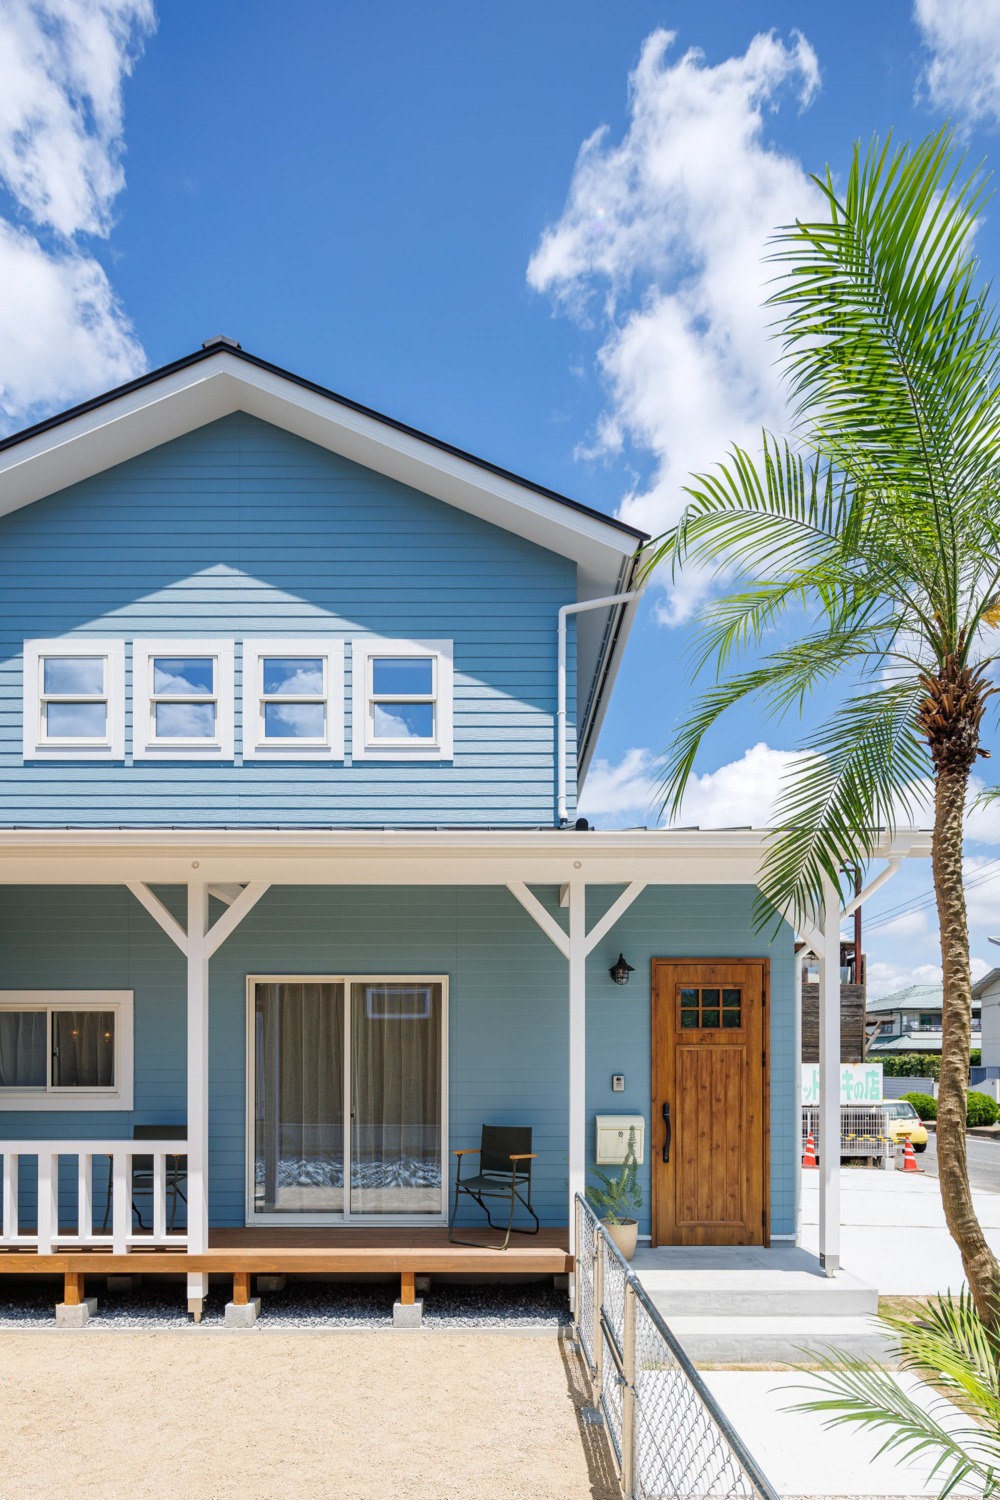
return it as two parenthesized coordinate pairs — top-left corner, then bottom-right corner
(975, 969), (1000, 1069)
(0, 341), (923, 1318)
(800, 940), (866, 1063)
(865, 982), (982, 1056)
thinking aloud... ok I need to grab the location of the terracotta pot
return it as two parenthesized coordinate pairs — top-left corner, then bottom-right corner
(603, 1218), (638, 1260)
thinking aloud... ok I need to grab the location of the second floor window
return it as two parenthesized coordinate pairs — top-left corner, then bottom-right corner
(243, 640), (344, 759)
(23, 640), (125, 759)
(352, 640), (453, 760)
(133, 640), (235, 759)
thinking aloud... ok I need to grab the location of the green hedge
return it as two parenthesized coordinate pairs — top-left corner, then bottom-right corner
(881, 1054), (941, 1080)
(902, 1091), (937, 1120)
(967, 1091), (1000, 1128)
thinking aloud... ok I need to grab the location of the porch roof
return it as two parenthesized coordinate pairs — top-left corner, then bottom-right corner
(0, 825), (933, 887)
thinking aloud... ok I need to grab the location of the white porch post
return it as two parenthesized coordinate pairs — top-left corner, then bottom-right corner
(567, 879), (586, 1244)
(793, 942), (803, 1243)
(818, 878), (842, 1275)
(186, 880), (210, 1314)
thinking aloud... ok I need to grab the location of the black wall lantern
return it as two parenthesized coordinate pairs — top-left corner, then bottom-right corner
(609, 953), (634, 987)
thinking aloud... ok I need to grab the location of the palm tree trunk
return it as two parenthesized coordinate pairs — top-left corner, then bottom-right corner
(932, 762), (1000, 1326)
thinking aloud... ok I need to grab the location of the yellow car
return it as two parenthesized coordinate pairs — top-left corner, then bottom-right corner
(884, 1099), (929, 1152)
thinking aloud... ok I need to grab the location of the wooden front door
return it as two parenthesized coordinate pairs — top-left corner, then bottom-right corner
(651, 959), (768, 1247)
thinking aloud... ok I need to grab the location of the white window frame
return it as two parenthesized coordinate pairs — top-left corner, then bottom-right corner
(242, 639), (344, 760)
(23, 640), (125, 761)
(133, 639), (234, 760)
(0, 991), (134, 1111)
(350, 639), (453, 761)
(245, 973), (449, 1227)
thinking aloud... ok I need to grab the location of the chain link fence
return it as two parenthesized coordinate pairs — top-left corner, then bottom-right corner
(574, 1194), (779, 1500)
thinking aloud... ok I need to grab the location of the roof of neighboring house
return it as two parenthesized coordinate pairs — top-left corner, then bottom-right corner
(867, 1031), (947, 1053)
(973, 968), (1000, 1000)
(866, 984), (944, 1015)
(0, 341), (649, 783)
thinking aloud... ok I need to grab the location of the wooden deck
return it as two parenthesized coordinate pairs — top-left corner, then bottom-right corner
(0, 1226), (572, 1278)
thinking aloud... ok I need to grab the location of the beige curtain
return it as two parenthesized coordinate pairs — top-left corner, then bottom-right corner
(254, 983), (344, 1212)
(350, 983), (442, 1215)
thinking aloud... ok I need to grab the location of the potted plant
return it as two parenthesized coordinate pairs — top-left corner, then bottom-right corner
(587, 1126), (643, 1260)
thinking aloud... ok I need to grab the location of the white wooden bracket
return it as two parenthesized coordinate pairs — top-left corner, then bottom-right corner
(507, 880), (646, 956)
(127, 880), (271, 958)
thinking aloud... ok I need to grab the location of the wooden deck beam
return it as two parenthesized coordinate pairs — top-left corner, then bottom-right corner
(0, 1228), (572, 1278)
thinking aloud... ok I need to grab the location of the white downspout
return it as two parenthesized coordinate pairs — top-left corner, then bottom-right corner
(558, 592), (639, 825)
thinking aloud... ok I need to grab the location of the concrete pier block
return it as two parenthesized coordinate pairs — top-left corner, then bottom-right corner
(392, 1297), (424, 1329)
(56, 1297), (98, 1327)
(224, 1297), (262, 1328)
(257, 1274), (287, 1293)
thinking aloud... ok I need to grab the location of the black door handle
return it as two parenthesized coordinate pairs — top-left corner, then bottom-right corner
(662, 1101), (671, 1163)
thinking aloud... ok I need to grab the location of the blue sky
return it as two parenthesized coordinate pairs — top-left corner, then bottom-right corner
(1, 0), (1000, 995)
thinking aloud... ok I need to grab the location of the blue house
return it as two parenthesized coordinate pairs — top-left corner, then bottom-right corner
(0, 339), (883, 1322)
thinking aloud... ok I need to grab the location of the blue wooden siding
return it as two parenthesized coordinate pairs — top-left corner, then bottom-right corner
(0, 412), (577, 827)
(0, 882), (795, 1238)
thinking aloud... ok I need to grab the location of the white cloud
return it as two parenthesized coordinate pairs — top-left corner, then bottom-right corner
(0, 0), (153, 428)
(865, 955), (991, 1000)
(528, 29), (823, 621)
(913, 0), (1000, 128)
(580, 740), (801, 829)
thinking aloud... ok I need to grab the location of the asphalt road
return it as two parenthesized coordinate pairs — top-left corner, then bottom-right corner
(921, 1130), (1000, 1194)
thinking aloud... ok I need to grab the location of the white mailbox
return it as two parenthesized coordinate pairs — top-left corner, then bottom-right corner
(594, 1114), (645, 1165)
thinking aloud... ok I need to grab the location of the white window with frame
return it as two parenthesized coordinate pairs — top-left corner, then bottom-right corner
(242, 640), (344, 759)
(351, 639), (453, 760)
(133, 639), (234, 759)
(23, 640), (125, 760)
(0, 992), (134, 1110)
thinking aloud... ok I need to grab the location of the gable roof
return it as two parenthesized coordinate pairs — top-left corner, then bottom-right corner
(866, 982), (981, 1015)
(0, 343), (648, 780)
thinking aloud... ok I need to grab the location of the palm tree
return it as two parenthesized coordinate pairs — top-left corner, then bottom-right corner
(641, 128), (1000, 1323)
(791, 1293), (1000, 1496)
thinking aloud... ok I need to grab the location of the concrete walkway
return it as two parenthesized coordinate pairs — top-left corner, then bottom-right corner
(800, 1167), (1000, 1295)
(704, 1371), (982, 1498)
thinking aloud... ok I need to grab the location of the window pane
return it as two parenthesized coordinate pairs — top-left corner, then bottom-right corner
(154, 701), (216, 738)
(372, 702), (434, 740)
(680, 1011), (698, 1029)
(701, 1009), (720, 1029)
(264, 701), (325, 739)
(46, 701), (107, 738)
(52, 1011), (115, 1088)
(254, 983), (345, 1213)
(722, 988), (741, 1006)
(43, 656), (104, 694)
(371, 657), (433, 696)
(262, 658), (324, 696)
(722, 1010), (741, 1028)
(679, 988), (698, 1009)
(153, 657), (214, 695)
(0, 1011), (46, 1088)
(701, 989), (720, 1006)
(350, 982), (442, 1214)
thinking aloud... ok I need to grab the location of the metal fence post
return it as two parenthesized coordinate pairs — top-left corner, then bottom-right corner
(621, 1280), (637, 1499)
(592, 1223), (604, 1395)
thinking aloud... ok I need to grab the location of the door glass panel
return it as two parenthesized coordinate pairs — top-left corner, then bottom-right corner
(350, 982), (442, 1215)
(0, 1011), (46, 1088)
(253, 983), (344, 1213)
(52, 1011), (115, 1087)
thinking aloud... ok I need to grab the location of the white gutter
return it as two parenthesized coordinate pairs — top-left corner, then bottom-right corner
(557, 592), (639, 825)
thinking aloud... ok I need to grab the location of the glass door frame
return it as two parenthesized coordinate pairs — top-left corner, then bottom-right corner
(244, 973), (449, 1228)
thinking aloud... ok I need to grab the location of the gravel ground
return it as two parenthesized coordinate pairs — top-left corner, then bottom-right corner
(0, 1276), (572, 1329)
(0, 1330), (616, 1499)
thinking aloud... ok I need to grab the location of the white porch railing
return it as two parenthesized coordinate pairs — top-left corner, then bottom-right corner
(0, 1140), (188, 1253)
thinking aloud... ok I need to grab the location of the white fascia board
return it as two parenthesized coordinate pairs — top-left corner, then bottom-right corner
(0, 357), (638, 585)
(0, 825), (932, 887)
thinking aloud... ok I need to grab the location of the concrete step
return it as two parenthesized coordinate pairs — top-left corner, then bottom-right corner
(663, 1314), (895, 1366)
(638, 1266), (878, 1318)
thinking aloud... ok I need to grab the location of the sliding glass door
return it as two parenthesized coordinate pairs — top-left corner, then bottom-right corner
(250, 977), (445, 1221)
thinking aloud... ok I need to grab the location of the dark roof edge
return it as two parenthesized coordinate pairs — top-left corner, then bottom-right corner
(0, 344), (650, 545)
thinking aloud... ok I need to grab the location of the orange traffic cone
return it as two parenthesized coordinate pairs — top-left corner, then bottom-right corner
(901, 1136), (920, 1173)
(802, 1132), (817, 1169)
